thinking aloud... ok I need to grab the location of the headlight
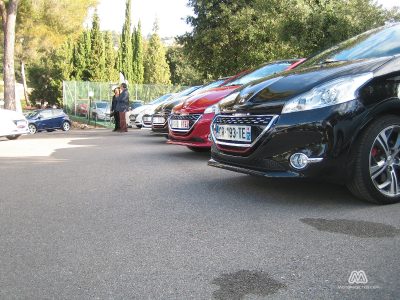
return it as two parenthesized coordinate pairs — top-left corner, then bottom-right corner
(204, 104), (220, 114)
(282, 73), (373, 114)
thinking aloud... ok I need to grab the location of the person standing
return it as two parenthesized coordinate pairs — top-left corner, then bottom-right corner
(116, 83), (129, 132)
(111, 87), (120, 132)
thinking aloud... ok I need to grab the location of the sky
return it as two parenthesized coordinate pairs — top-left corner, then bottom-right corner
(91, 0), (399, 38)
(91, 0), (193, 38)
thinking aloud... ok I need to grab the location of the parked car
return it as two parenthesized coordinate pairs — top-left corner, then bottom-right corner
(151, 73), (252, 135)
(208, 23), (400, 204)
(91, 101), (111, 121)
(26, 109), (71, 134)
(125, 100), (144, 127)
(140, 86), (202, 129)
(76, 103), (88, 117)
(129, 93), (175, 128)
(167, 59), (303, 151)
(0, 109), (29, 140)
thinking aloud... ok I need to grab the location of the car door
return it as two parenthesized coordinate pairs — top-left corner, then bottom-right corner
(37, 109), (53, 130)
(51, 109), (64, 128)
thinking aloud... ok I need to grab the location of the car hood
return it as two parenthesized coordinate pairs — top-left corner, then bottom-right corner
(220, 56), (393, 115)
(174, 85), (240, 114)
(154, 95), (191, 114)
(132, 104), (151, 114)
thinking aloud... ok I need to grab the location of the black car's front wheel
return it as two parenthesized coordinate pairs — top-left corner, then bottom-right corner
(348, 115), (400, 204)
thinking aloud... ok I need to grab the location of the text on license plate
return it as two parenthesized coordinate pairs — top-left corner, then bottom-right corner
(143, 117), (152, 121)
(153, 117), (165, 124)
(215, 125), (251, 142)
(171, 119), (190, 129)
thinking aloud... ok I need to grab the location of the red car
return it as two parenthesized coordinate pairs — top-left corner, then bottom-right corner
(167, 59), (304, 151)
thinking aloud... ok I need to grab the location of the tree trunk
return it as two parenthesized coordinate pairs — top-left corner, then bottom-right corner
(21, 60), (31, 106)
(0, 0), (19, 111)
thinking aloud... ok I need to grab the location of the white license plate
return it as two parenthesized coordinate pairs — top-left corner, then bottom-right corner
(143, 117), (152, 122)
(215, 124), (251, 142)
(153, 117), (165, 124)
(16, 121), (26, 128)
(171, 119), (190, 129)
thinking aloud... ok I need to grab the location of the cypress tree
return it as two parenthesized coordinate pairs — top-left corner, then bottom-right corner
(88, 11), (106, 81)
(133, 21), (144, 84)
(73, 31), (91, 80)
(104, 31), (118, 81)
(144, 21), (171, 84)
(119, 0), (134, 82)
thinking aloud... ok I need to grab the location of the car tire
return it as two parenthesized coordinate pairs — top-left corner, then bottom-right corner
(347, 115), (400, 204)
(187, 146), (210, 153)
(6, 135), (21, 140)
(136, 124), (142, 129)
(28, 124), (37, 134)
(62, 121), (71, 131)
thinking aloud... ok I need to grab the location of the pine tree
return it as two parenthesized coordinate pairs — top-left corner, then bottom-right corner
(88, 11), (106, 81)
(119, 0), (133, 82)
(133, 21), (144, 84)
(104, 31), (118, 81)
(144, 21), (171, 85)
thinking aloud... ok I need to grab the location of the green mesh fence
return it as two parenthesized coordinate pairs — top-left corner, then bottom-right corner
(62, 81), (187, 126)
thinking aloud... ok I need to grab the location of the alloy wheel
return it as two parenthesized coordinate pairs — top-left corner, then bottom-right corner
(28, 124), (37, 134)
(63, 122), (70, 131)
(369, 125), (400, 197)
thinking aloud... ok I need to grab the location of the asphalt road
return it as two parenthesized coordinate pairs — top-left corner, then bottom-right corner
(0, 129), (399, 299)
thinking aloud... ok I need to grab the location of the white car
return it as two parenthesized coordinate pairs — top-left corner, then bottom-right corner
(0, 109), (29, 140)
(130, 93), (175, 128)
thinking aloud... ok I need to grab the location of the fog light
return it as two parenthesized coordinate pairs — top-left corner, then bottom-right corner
(290, 153), (324, 170)
(290, 153), (309, 170)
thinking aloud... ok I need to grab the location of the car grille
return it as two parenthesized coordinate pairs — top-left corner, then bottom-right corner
(142, 114), (152, 125)
(169, 114), (202, 132)
(152, 113), (168, 128)
(213, 115), (274, 126)
(211, 114), (277, 148)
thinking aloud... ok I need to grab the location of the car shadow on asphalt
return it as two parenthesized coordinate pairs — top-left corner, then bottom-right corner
(197, 174), (370, 208)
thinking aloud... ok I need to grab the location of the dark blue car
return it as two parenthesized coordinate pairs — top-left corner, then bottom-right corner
(26, 109), (71, 134)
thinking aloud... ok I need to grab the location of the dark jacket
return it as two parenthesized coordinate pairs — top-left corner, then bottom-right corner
(116, 89), (129, 112)
(111, 95), (118, 112)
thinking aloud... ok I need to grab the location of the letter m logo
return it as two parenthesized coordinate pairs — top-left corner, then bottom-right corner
(348, 270), (368, 284)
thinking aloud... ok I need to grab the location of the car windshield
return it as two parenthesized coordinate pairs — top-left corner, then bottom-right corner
(149, 94), (172, 105)
(227, 63), (292, 86)
(192, 80), (225, 94)
(96, 102), (108, 109)
(303, 23), (400, 67)
(26, 111), (39, 118)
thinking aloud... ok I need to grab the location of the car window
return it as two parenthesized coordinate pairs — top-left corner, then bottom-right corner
(227, 63), (292, 86)
(39, 110), (53, 118)
(150, 94), (172, 105)
(52, 109), (64, 117)
(96, 102), (108, 109)
(191, 80), (225, 95)
(303, 23), (400, 67)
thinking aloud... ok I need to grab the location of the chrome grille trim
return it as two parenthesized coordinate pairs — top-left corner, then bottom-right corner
(211, 114), (279, 148)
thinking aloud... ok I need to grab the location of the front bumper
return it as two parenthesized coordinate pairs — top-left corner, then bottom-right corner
(151, 114), (169, 134)
(209, 100), (366, 182)
(167, 113), (214, 148)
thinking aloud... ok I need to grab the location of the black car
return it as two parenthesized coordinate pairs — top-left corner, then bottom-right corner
(209, 23), (400, 204)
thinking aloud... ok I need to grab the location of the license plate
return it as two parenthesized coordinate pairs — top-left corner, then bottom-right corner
(16, 121), (26, 128)
(171, 119), (190, 129)
(153, 117), (165, 124)
(215, 125), (251, 142)
(143, 117), (152, 122)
